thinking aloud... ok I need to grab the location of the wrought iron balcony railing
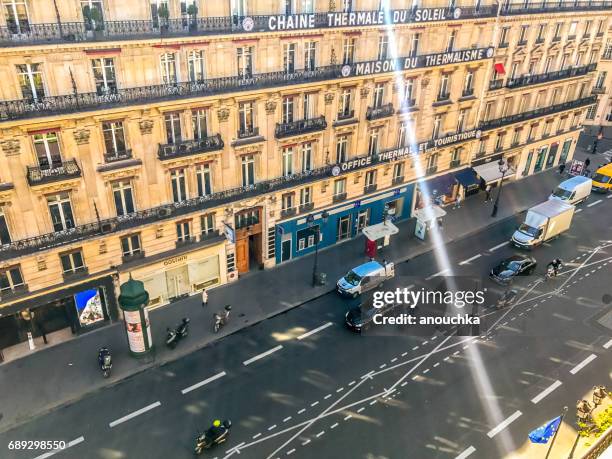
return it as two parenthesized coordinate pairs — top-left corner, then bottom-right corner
(392, 176), (405, 185)
(26, 158), (81, 186)
(506, 64), (596, 89)
(237, 126), (260, 139)
(299, 202), (314, 213)
(489, 80), (504, 90)
(104, 149), (133, 163)
(158, 135), (224, 160)
(461, 88), (474, 98)
(364, 184), (378, 194)
(479, 96), (597, 131)
(366, 103), (395, 121)
(337, 109), (355, 121)
(280, 207), (297, 218)
(500, 0), (612, 15)
(275, 116), (327, 139)
(332, 192), (348, 203)
(0, 6), (498, 47)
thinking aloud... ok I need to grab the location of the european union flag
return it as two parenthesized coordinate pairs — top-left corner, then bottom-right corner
(528, 416), (563, 444)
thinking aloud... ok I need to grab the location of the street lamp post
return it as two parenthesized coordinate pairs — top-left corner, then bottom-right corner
(491, 157), (509, 218)
(307, 210), (329, 287)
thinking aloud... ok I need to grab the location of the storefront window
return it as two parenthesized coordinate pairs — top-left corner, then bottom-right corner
(297, 226), (318, 250)
(74, 288), (105, 327)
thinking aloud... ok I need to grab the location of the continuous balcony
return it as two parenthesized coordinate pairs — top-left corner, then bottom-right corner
(366, 103), (395, 121)
(479, 96), (597, 131)
(275, 116), (327, 139)
(500, 0), (612, 15)
(506, 64), (596, 89)
(26, 158), (81, 186)
(158, 135), (224, 161)
(0, 6), (497, 47)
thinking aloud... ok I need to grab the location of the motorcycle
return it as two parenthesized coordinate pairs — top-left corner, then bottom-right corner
(98, 347), (112, 378)
(165, 317), (190, 349)
(194, 420), (232, 455)
(496, 289), (518, 308)
(213, 305), (232, 333)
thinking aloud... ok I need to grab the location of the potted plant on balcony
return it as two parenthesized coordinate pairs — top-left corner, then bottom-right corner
(187, 3), (198, 32)
(157, 3), (170, 34)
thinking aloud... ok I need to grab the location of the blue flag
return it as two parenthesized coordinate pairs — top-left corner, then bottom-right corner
(528, 416), (563, 444)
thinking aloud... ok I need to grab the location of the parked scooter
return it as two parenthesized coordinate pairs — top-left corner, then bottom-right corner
(194, 419), (232, 455)
(213, 305), (232, 333)
(98, 347), (112, 378)
(166, 318), (190, 349)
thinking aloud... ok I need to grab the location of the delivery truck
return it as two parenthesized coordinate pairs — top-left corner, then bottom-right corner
(511, 200), (575, 249)
(549, 176), (592, 205)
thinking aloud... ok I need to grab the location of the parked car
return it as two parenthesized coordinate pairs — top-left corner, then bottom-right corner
(489, 255), (537, 284)
(336, 260), (395, 298)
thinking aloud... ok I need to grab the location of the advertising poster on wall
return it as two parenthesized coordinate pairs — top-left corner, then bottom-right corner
(74, 288), (105, 327)
(123, 309), (145, 353)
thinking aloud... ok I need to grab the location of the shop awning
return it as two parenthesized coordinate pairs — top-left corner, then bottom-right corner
(473, 161), (515, 184)
(420, 173), (456, 196)
(454, 168), (480, 189)
(362, 221), (399, 241)
(413, 205), (447, 223)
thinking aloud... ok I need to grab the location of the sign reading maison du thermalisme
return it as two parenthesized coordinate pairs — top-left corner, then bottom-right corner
(266, 7), (464, 31)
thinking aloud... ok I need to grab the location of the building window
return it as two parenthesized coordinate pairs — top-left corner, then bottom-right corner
(398, 123), (409, 147)
(0, 265), (24, 294)
(410, 32), (420, 56)
(196, 163), (213, 196)
(584, 20), (592, 36)
(283, 43), (296, 73)
(0, 210), (11, 244)
(543, 120), (553, 136)
(438, 74), (450, 100)
(553, 22), (562, 39)
(121, 234), (141, 257)
(568, 21), (577, 38)
(534, 145), (548, 172)
(92, 58), (116, 95)
(334, 178), (346, 196)
(165, 113), (182, 144)
(373, 83), (385, 108)
(241, 154), (255, 186)
(495, 132), (505, 151)
(451, 148), (461, 165)
(499, 27), (509, 46)
(17, 63), (44, 101)
(4, 0), (30, 34)
(301, 143), (312, 172)
(176, 220), (191, 242)
(230, 0), (247, 16)
(512, 128), (521, 145)
(527, 124), (537, 140)
(192, 108), (208, 140)
(368, 130), (379, 156)
(303, 93), (316, 119)
(342, 37), (356, 64)
(150, 0), (169, 27)
(281, 192), (294, 211)
(235, 209), (259, 228)
(518, 25), (529, 43)
(432, 114), (443, 139)
(595, 72), (607, 89)
(483, 101), (494, 121)
(304, 41), (317, 71)
(160, 53), (177, 84)
(501, 98), (513, 117)
(112, 180), (135, 216)
(47, 193), (75, 232)
(377, 34), (389, 60)
(537, 24), (546, 41)
(446, 30), (457, 52)
(282, 96), (294, 124)
(477, 137), (487, 155)
(200, 213), (215, 236)
(393, 162), (405, 180)
(342, 0), (352, 12)
(404, 78), (415, 102)
(297, 226), (318, 250)
(33, 131), (61, 169)
(102, 121), (127, 157)
(282, 146), (294, 177)
(187, 50), (205, 82)
(238, 101), (255, 136)
(336, 135), (348, 163)
(522, 150), (534, 176)
(426, 153), (438, 172)
(457, 109), (468, 132)
(339, 88), (353, 117)
(586, 104), (597, 120)
(300, 186), (312, 206)
(365, 169), (377, 187)
(237, 46), (254, 78)
(60, 250), (85, 275)
(171, 169), (188, 202)
(463, 71), (474, 95)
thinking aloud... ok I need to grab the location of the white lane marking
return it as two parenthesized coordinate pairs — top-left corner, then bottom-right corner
(324, 394), (332, 400)
(608, 194), (612, 199)
(253, 433), (262, 439)
(576, 208), (583, 213)
(570, 354), (597, 374)
(587, 199), (603, 207)
(425, 268), (450, 280)
(311, 401), (319, 407)
(433, 362), (440, 368)
(32, 437), (85, 459)
(283, 416), (292, 423)
(286, 449), (296, 455)
(412, 346), (419, 350)
(343, 415), (352, 421)
(604, 338), (612, 349)
(459, 254), (482, 265)
(243, 345), (283, 366)
(297, 322), (333, 340)
(315, 431), (325, 438)
(531, 380), (563, 404)
(401, 352), (408, 357)
(455, 446), (477, 459)
(268, 425), (277, 431)
(356, 407), (365, 413)
(297, 409), (306, 414)
(369, 400), (377, 406)
(109, 402), (161, 428)
(331, 422), (339, 429)
(181, 371), (227, 394)
(422, 369), (430, 374)
(336, 387), (344, 393)
(301, 439), (311, 446)
(489, 241), (508, 252)
(391, 358), (398, 363)
(487, 411), (522, 438)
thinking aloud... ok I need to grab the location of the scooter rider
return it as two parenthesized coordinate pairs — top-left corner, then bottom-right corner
(207, 419), (224, 440)
(548, 258), (563, 277)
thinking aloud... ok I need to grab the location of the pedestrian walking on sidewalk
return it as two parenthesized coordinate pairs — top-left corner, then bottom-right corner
(558, 163), (565, 175)
(453, 194), (462, 209)
(201, 289), (208, 307)
(484, 185), (492, 202)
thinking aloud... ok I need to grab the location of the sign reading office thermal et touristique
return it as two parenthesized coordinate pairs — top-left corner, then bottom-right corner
(266, 8), (465, 31)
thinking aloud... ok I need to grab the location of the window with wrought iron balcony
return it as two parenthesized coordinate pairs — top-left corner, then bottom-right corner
(275, 116), (327, 139)
(365, 103), (394, 121)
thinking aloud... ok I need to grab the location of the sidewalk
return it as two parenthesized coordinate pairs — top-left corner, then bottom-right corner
(0, 151), (580, 433)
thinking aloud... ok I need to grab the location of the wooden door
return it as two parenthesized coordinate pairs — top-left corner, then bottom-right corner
(236, 237), (249, 273)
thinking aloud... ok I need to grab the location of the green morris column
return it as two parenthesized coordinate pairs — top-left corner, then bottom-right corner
(118, 276), (153, 357)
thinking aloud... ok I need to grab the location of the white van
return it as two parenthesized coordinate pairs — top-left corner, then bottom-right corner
(336, 260), (395, 298)
(549, 176), (592, 205)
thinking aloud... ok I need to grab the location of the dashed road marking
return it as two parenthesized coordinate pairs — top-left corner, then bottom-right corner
(181, 371), (227, 395)
(459, 254), (482, 265)
(109, 402), (161, 428)
(603, 338), (612, 349)
(356, 407), (365, 414)
(252, 433), (262, 439)
(426, 268), (450, 280)
(531, 380), (563, 404)
(343, 415), (352, 421)
(268, 425), (277, 431)
(310, 401), (319, 407)
(286, 448), (296, 455)
(301, 439), (311, 446)
(298, 408), (306, 414)
(32, 437), (85, 459)
(297, 322), (333, 340)
(587, 199), (603, 207)
(570, 354), (597, 374)
(316, 431), (325, 438)
(489, 242), (508, 252)
(283, 416), (292, 423)
(455, 446), (477, 459)
(487, 411), (522, 438)
(243, 345), (283, 366)
(324, 394), (332, 400)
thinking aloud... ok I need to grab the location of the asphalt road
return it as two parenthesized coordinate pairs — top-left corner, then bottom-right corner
(1, 191), (611, 459)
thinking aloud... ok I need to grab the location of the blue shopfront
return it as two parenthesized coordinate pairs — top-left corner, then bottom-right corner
(275, 184), (415, 264)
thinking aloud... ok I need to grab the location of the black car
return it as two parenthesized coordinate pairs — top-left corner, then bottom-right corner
(489, 255), (537, 284)
(345, 301), (402, 332)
